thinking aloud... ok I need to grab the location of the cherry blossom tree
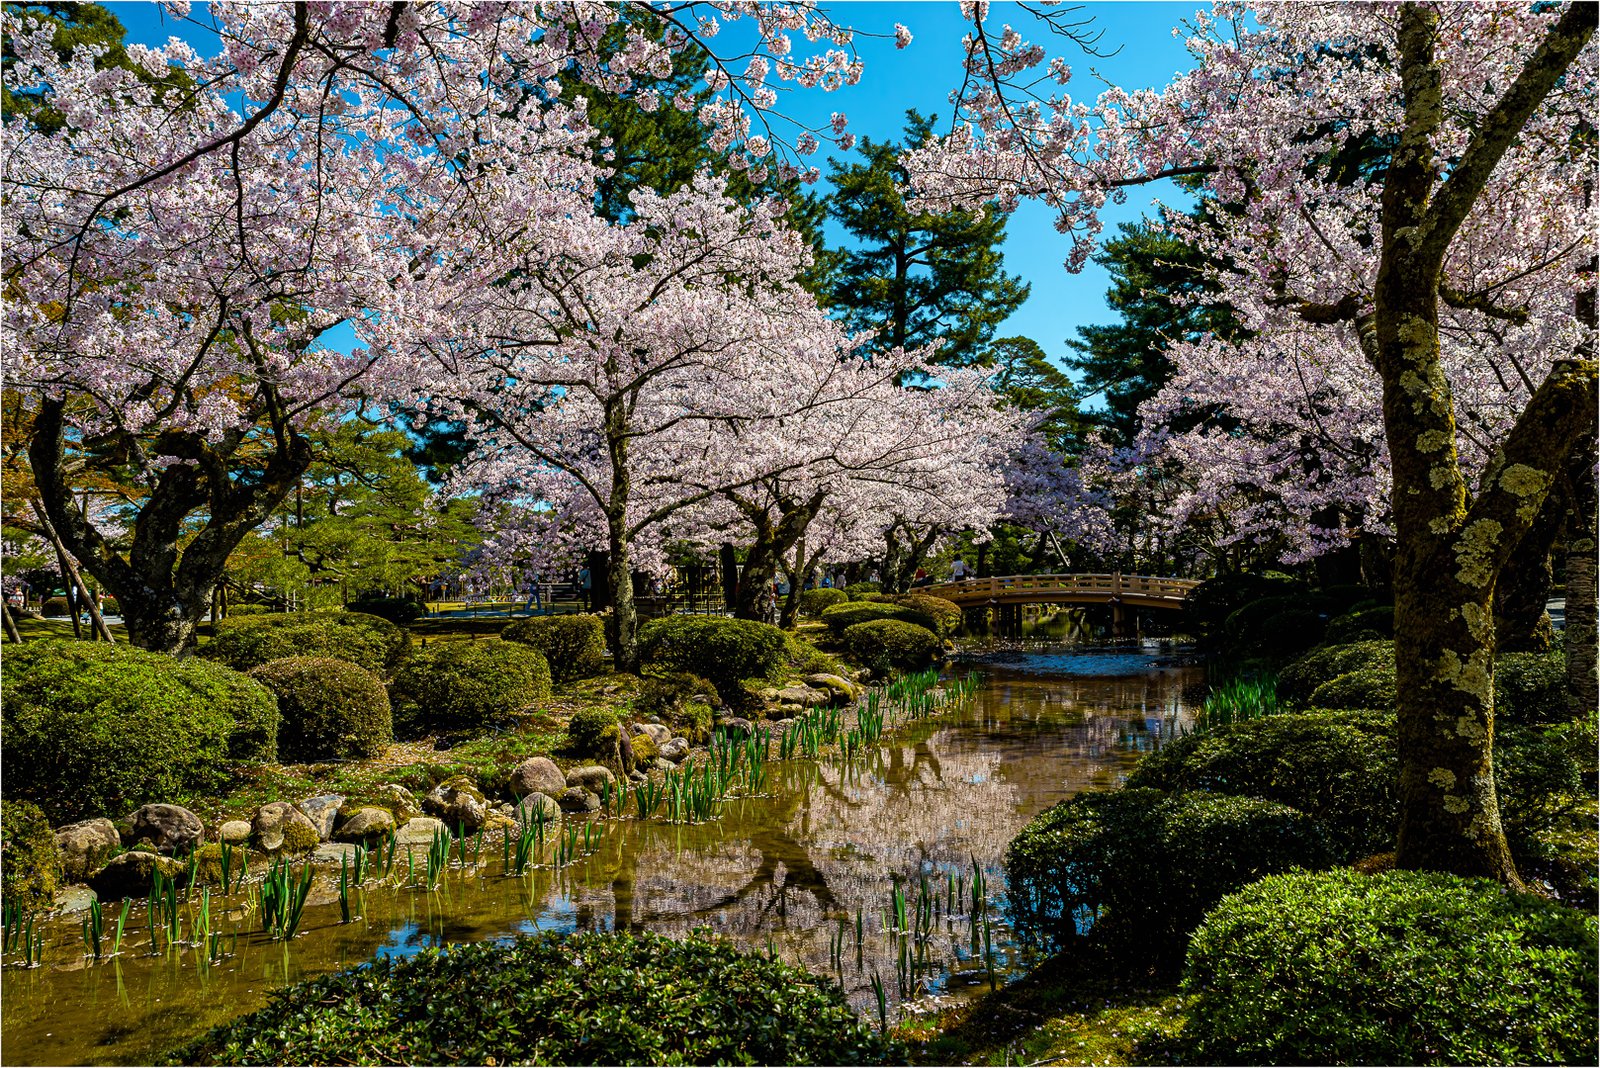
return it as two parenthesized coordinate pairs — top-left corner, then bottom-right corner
(906, 1), (1597, 883)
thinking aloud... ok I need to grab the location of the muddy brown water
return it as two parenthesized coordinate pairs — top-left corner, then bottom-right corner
(0, 644), (1200, 1066)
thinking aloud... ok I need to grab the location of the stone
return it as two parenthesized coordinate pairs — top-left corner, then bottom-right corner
(54, 818), (121, 882)
(804, 673), (858, 701)
(87, 852), (185, 902)
(219, 820), (252, 845)
(776, 685), (828, 708)
(311, 842), (359, 866)
(717, 718), (755, 740)
(334, 807), (396, 843)
(422, 776), (490, 832)
(296, 795), (346, 840)
(557, 787), (600, 814)
(636, 722), (672, 747)
(514, 793), (561, 825)
(653, 758), (676, 773)
(376, 783), (424, 822)
(252, 801), (320, 853)
(393, 816), (447, 847)
(565, 765), (615, 792)
(128, 804), (204, 856)
(659, 737), (689, 763)
(53, 884), (98, 915)
(628, 769), (648, 783)
(508, 756), (568, 799)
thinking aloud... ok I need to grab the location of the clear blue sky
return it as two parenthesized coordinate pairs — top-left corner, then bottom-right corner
(109, 1), (1202, 388)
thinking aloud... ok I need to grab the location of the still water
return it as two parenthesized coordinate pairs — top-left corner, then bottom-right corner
(0, 644), (1200, 1066)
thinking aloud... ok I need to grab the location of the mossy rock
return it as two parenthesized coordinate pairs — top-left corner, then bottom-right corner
(1, 800), (62, 911)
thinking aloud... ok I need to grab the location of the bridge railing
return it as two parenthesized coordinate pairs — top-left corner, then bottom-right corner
(920, 573), (1200, 603)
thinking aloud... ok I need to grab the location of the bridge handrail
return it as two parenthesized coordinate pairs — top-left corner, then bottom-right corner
(919, 572), (1200, 602)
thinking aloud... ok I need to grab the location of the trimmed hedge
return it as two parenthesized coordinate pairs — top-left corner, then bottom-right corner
(247, 657), (392, 762)
(344, 595), (424, 625)
(638, 616), (789, 701)
(893, 593), (963, 638)
(842, 619), (942, 675)
(389, 639), (552, 735)
(800, 587), (849, 616)
(1495, 649), (1566, 725)
(1, 800), (63, 911)
(1182, 869), (1599, 1066)
(1308, 666), (1396, 710)
(1, 641), (279, 822)
(820, 600), (916, 636)
(1323, 604), (1393, 643)
(1128, 710), (1398, 858)
(502, 614), (606, 683)
(1005, 787), (1336, 961)
(565, 707), (621, 761)
(203, 611), (410, 676)
(172, 931), (902, 1066)
(1497, 724), (1585, 846)
(843, 581), (882, 600)
(1278, 640), (1392, 705)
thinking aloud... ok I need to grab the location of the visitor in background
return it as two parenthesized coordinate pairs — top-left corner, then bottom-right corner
(952, 556), (969, 581)
(913, 566), (928, 587)
(579, 566), (592, 611)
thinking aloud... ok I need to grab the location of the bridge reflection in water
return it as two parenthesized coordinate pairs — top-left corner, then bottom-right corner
(919, 573), (1201, 637)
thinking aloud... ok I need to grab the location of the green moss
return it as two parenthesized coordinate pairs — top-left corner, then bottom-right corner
(565, 707), (621, 761)
(1, 800), (62, 910)
(280, 821), (319, 855)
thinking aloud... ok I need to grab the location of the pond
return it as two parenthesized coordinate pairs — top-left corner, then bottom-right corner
(1, 643), (1201, 1066)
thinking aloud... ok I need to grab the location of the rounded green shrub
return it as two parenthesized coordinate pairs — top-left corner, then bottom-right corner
(785, 634), (846, 677)
(1, 641), (279, 822)
(1278, 640), (1392, 705)
(389, 639), (552, 736)
(820, 600), (916, 636)
(1129, 710), (1398, 858)
(565, 707), (621, 761)
(1182, 572), (1301, 640)
(1323, 604), (1393, 643)
(1495, 649), (1566, 725)
(842, 619), (942, 675)
(344, 595), (424, 625)
(799, 586), (849, 616)
(636, 671), (720, 715)
(174, 931), (901, 1066)
(893, 593), (963, 638)
(638, 616), (789, 701)
(1006, 788), (1336, 962)
(502, 614), (606, 683)
(1182, 868), (1598, 1066)
(40, 595), (70, 617)
(1, 800), (63, 911)
(1309, 667), (1397, 710)
(247, 657), (392, 762)
(843, 580), (883, 600)
(203, 611), (410, 676)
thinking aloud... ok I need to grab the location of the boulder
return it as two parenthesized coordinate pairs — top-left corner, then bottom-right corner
(311, 842), (359, 866)
(514, 793), (561, 825)
(393, 816), (447, 847)
(653, 758), (676, 773)
(777, 685), (828, 708)
(334, 807), (396, 843)
(422, 777), (489, 832)
(509, 756), (568, 799)
(628, 769), (648, 784)
(717, 718), (756, 740)
(218, 820), (253, 846)
(54, 818), (121, 882)
(87, 852), (185, 902)
(805, 673), (858, 701)
(296, 795), (346, 840)
(565, 765), (615, 792)
(128, 804), (204, 856)
(659, 737), (690, 763)
(252, 801), (320, 853)
(376, 783), (424, 822)
(53, 884), (98, 915)
(557, 787), (600, 814)
(635, 722), (672, 747)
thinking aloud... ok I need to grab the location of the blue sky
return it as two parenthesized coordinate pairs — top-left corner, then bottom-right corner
(109, 1), (1203, 389)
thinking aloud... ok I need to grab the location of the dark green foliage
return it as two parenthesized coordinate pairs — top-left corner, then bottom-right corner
(1, 800), (62, 910)
(1278, 640), (1393, 705)
(40, 595), (69, 617)
(842, 620), (942, 675)
(799, 587), (849, 616)
(843, 581), (883, 600)
(389, 639), (552, 736)
(1, 641), (279, 822)
(1224, 596), (1329, 660)
(203, 611), (410, 676)
(1323, 603), (1393, 643)
(344, 595), (423, 625)
(637, 616), (788, 702)
(821, 600), (916, 636)
(1182, 869), (1599, 1066)
(634, 673), (717, 742)
(785, 634), (847, 677)
(172, 930), (901, 1066)
(502, 614), (606, 683)
(1129, 710), (1398, 858)
(1494, 649), (1566, 725)
(1005, 788), (1336, 962)
(246, 658), (392, 762)
(1496, 724), (1585, 848)
(1308, 667), (1397, 710)
(565, 707), (621, 761)
(1181, 572), (1301, 642)
(893, 593), (963, 638)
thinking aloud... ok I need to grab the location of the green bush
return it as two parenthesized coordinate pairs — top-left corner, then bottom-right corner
(173, 931), (901, 1066)
(893, 593), (963, 638)
(1182, 868), (1598, 1066)
(40, 595), (70, 617)
(203, 611), (410, 676)
(565, 707), (621, 761)
(1, 641), (280, 822)
(1496, 724), (1585, 847)
(1495, 649), (1566, 725)
(1323, 604), (1393, 643)
(1129, 710), (1398, 858)
(1182, 572), (1301, 640)
(842, 619), (942, 675)
(389, 639), (552, 736)
(843, 581), (882, 600)
(636, 671), (720, 714)
(224, 604), (278, 617)
(1225, 596), (1330, 661)
(344, 595), (424, 625)
(1278, 640), (1392, 705)
(638, 616), (788, 701)
(502, 614), (606, 683)
(247, 657), (392, 762)
(1308, 667), (1397, 710)
(820, 600), (916, 636)
(785, 634), (847, 677)
(1, 800), (63, 911)
(1005, 788), (1336, 961)
(799, 587), (849, 616)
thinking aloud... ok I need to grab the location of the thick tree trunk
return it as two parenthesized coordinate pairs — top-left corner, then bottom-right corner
(1563, 440), (1598, 717)
(730, 491), (825, 623)
(1494, 488), (1562, 652)
(2, 601), (22, 644)
(606, 520), (639, 674)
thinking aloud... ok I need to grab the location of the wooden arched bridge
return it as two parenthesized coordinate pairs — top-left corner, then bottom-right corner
(919, 573), (1201, 636)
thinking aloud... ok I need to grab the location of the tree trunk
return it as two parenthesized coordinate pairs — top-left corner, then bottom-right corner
(1563, 439), (1598, 718)
(2, 601), (22, 644)
(1494, 487), (1561, 652)
(32, 500), (113, 642)
(731, 491), (825, 623)
(606, 520), (639, 674)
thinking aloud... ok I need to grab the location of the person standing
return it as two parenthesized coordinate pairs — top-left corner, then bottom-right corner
(951, 556), (969, 581)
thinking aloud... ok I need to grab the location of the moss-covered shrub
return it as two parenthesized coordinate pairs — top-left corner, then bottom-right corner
(842, 619), (942, 675)
(785, 634), (847, 677)
(893, 593), (963, 638)
(1182, 869), (1598, 1066)
(565, 707), (621, 761)
(1308, 666), (1396, 710)
(1278, 640), (1392, 705)
(174, 931), (901, 1066)
(638, 616), (788, 701)
(799, 587), (849, 616)
(1006, 788), (1335, 962)
(344, 595), (424, 625)
(247, 657), (392, 762)
(1323, 604), (1394, 643)
(389, 639), (551, 736)
(1, 641), (279, 822)
(502, 614), (606, 683)
(820, 600), (915, 636)
(843, 581), (883, 600)
(1495, 649), (1566, 725)
(1129, 710), (1398, 858)
(629, 731), (660, 765)
(1, 800), (63, 911)
(204, 611), (410, 676)
(636, 671), (720, 714)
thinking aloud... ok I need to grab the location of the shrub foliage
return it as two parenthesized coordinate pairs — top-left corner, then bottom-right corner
(344, 595), (424, 625)
(799, 587), (849, 616)
(389, 639), (552, 735)
(638, 616), (788, 700)
(247, 657), (392, 761)
(1, 800), (63, 911)
(1278, 640), (1392, 706)
(1307, 666), (1396, 710)
(820, 600), (916, 636)
(503, 613), (607, 682)
(204, 611), (410, 675)
(565, 707), (621, 761)
(842, 619), (942, 675)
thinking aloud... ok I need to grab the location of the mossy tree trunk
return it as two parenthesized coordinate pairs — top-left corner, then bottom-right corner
(1494, 487), (1562, 652)
(728, 488), (826, 624)
(1562, 438), (1598, 717)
